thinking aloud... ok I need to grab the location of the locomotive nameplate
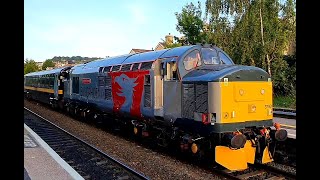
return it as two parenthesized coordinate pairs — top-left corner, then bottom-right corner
(82, 78), (91, 84)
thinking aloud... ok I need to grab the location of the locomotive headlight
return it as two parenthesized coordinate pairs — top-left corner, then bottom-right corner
(239, 89), (244, 96)
(261, 89), (265, 95)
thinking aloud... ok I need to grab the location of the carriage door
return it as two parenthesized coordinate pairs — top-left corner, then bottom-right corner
(161, 58), (181, 121)
(54, 74), (59, 99)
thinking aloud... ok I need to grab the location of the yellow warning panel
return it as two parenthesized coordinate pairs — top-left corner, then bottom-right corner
(243, 140), (256, 164)
(215, 146), (248, 171)
(262, 146), (273, 164)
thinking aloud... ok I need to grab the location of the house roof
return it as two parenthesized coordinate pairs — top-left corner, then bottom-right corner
(154, 42), (166, 50)
(129, 48), (153, 54)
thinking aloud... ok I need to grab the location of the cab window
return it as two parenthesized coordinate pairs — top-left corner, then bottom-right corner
(218, 51), (234, 65)
(183, 50), (201, 70)
(201, 48), (220, 65)
(159, 58), (179, 81)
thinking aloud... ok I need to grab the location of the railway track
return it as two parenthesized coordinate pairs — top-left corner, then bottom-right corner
(24, 102), (296, 180)
(216, 163), (296, 180)
(273, 108), (296, 119)
(24, 107), (149, 180)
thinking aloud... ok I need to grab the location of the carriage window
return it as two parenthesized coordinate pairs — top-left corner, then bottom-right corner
(201, 48), (220, 65)
(183, 50), (201, 70)
(218, 51), (234, 65)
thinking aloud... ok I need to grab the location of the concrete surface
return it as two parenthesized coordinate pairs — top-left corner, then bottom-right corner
(24, 124), (84, 180)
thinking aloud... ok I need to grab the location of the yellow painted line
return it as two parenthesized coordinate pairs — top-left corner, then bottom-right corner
(279, 123), (296, 129)
(24, 86), (63, 95)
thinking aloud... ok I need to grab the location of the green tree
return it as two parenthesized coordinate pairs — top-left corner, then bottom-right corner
(42, 59), (55, 70)
(24, 59), (39, 74)
(175, 0), (296, 96)
(175, 2), (205, 44)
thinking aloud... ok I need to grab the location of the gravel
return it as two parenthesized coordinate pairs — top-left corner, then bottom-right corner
(24, 100), (222, 180)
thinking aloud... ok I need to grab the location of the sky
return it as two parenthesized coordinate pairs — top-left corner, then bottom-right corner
(25, 0), (206, 62)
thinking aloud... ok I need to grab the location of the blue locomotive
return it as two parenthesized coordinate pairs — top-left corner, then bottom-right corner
(24, 44), (287, 171)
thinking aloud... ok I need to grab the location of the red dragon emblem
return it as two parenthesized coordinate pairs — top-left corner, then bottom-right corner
(109, 70), (149, 117)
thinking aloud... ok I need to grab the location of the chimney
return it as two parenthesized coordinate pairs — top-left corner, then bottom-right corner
(165, 33), (173, 45)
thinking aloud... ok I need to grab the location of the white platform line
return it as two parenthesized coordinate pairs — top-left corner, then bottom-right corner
(24, 124), (84, 180)
(288, 133), (296, 139)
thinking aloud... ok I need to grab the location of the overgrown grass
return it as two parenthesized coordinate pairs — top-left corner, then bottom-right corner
(273, 96), (296, 109)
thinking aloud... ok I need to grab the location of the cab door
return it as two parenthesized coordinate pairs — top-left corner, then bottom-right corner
(161, 58), (181, 121)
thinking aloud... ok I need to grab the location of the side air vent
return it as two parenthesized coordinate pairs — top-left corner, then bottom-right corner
(182, 84), (195, 119)
(99, 67), (104, 73)
(195, 84), (208, 113)
(105, 88), (112, 100)
(132, 63), (140, 70)
(121, 64), (132, 71)
(144, 75), (151, 107)
(112, 65), (121, 71)
(105, 76), (111, 87)
(103, 66), (111, 73)
(98, 76), (105, 86)
(104, 73), (112, 100)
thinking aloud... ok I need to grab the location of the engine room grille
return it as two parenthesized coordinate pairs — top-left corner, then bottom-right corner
(105, 76), (111, 87)
(98, 76), (105, 86)
(144, 85), (151, 107)
(104, 75), (112, 100)
(195, 84), (208, 113)
(105, 88), (112, 100)
(182, 83), (208, 119)
(182, 84), (195, 119)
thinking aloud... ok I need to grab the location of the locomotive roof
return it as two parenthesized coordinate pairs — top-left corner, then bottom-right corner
(24, 67), (70, 77)
(158, 45), (196, 58)
(70, 45), (197, 74)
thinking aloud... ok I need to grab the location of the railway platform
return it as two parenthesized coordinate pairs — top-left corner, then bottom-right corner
(272, 117), (296, 139)
(24, 124), (84, 180)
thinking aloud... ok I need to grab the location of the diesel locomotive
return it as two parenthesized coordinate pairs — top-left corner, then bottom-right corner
(24, 44), (288, 171)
